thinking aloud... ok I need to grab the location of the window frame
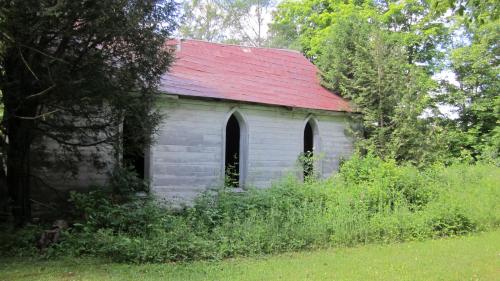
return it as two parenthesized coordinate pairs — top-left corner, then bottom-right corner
(222, 108), (249, 188)
(302, 115), (321, 179)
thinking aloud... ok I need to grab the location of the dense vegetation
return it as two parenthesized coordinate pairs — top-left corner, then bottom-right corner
(0, 0), (497, 268)
(0, 0), (177, 223)
(1, 0), (497, 224)
(1, 155), (498, 263)
(269, 0), (499, 165)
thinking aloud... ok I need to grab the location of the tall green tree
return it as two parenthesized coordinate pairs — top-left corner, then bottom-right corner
(271, 0), (449, 164)
(224, 0), (276, 47)
(0, 0), (177, 224)
(179, 0), (227, 42)
(436, 0), (499, 161)
(448, 21), (499, 160)
(180, 0), (276, 46)
(270, 0), (448, 70)
(319, 12), (442, 164)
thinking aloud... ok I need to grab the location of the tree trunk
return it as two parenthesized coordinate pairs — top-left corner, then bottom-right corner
(6, 114), (35, 225)
(2, 47), (40, 225)
(0, 155), (8, 222)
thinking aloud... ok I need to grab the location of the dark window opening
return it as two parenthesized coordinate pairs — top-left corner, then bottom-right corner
(123, 114), (145, 180)
(303, 121), (314, 179)
(225, 115), (240, 187)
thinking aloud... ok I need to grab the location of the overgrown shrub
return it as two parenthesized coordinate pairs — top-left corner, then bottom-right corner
(1, 155), (499, 263)
(69, 190), (164, 237)
(0, 223), (43, 257)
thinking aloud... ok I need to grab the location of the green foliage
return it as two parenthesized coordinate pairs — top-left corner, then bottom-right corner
(108, 165), (150, 195)
(338, 153), (439, 210)
(1, 155), (498, 263)
(180, 0), (227, 42)
(180, 0), (276, 46)
(441, 15), (499, 161)
(270, 0), (499, 166)
(319, 17), (443, 164)
(224, 161), (239, 188)
(270, 0), (453, 166)
(0, 0), (177, 222)
(270, 0), (448, 68)
(0, 223), (43, 257)
(298, 151), (323, 182)
(69, 191), (161, 237)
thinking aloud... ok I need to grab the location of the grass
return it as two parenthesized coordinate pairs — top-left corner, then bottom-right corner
(1, 230), (499, 281)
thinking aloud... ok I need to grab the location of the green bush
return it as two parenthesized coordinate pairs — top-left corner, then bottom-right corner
(0, 223), (43, 257)
(1, 155), (499, 263)
(69, 190), (164, 237)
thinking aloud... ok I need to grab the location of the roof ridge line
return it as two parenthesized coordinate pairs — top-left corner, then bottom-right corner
(176, 38), (303, 54)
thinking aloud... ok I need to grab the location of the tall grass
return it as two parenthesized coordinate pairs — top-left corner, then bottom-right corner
(1, 154), (499, 263)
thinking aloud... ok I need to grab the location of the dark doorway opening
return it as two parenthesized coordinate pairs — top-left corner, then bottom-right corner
(303, 122), (314, 179)
(225, 115), (240, 187)
(123, 114), (145, 180)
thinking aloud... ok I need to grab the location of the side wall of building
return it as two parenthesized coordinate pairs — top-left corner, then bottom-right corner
(31, 140), (115, 215)
(151, 97), (353, 203)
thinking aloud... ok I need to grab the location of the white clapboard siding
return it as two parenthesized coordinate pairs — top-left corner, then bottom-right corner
(151, 97), (354, 203)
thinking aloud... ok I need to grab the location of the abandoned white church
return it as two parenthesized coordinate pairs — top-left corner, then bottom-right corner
(140, 39), (355, 202)
(43, 39), (355, 204)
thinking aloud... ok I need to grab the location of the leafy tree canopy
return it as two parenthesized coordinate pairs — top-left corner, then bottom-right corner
(443, 1), (499, 161)
(180, 0), (276, 46)
(270, 0), (449, 72)
(270, 0), (498, 165)
(270, 0), (451, 164)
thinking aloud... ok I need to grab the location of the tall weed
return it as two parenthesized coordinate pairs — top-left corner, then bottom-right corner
(1, 154), (499, 263)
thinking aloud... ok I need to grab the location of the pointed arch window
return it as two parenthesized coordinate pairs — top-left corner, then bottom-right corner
(303, 117), (319, 179)
(223, 110), (248, 188)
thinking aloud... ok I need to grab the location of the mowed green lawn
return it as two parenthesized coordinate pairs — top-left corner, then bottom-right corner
(1, 230), (499, 281)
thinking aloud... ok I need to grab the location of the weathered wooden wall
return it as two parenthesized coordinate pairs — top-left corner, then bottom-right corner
(31, 140), (114, 215)
(151, 96), (354, 203)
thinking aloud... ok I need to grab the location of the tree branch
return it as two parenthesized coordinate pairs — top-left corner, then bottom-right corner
(13, 109), (61, 120)
(20, 44), (69, 64)
(25, 84), (56, 101)
(18, 48), (39, 80)
(40, 129), (116, 147)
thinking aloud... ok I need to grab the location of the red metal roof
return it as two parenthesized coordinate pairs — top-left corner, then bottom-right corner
(160, 39), (352, 112)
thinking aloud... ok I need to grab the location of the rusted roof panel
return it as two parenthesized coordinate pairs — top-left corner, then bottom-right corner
(159, 39), (352, 112)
